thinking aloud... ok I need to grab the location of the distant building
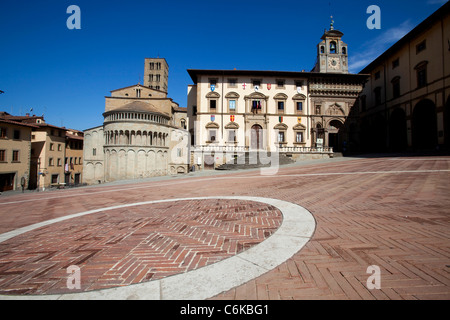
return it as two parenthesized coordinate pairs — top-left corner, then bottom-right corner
(359, 2), (450, 151)
(29, 123), (67, 190)
(187, 23), (367, 169)
(144, 58), (169, 93)
(65, 129), (84, 185)
(0, 113), (36, 192)
(83, 61), (189, 185)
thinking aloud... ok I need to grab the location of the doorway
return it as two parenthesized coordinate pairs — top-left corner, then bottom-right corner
(328, 120), (344, 152)
(0, 173), (15, 192)
(251, 125), (264, 150)
(412, 99), (437, 150)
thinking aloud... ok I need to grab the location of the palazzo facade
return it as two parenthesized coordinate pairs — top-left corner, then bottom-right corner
(187, 25), (367, 169)
(359, 2), (450, 152)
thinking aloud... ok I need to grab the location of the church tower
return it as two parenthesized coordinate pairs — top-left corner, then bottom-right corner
(144, 58), (169, 93)
(313, 18), (349, 74)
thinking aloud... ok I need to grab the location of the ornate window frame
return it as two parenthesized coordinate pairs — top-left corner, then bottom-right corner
(293, 123), (307, 145)
(292, 93), (306, 115)
(225, 122), (239, 144)
(225, 92), (240, 113)
(206, 92), (220, 113)
(205, 122), (220, 144)
(274, 93), (288, 115)
(274, 123), (288, 146)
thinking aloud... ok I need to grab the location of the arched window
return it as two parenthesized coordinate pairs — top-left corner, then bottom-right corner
(330, 41), (337, 54)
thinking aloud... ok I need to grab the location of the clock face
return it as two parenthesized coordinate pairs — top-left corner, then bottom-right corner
(328, 58), (340, 69)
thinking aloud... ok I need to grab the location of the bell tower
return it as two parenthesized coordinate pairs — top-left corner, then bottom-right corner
(313, 17), (349, 74)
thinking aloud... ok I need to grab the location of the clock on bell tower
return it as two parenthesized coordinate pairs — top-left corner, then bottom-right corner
(313, 17), (349, 74)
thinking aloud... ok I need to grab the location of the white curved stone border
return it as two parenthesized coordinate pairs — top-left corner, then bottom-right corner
(0, 196), (316, 300)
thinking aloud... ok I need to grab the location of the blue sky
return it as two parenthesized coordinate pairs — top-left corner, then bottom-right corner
(0, 0), (447, 131)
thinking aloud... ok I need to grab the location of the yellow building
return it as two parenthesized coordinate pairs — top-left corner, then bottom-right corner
(0, 114), (36, 192)
(65, 129), (84, 185)
(29, 123), (67, 190)
(359, 2), (450, 151)
(187, 24), (367, 169)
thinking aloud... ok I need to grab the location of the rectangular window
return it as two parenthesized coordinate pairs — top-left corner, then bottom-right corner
(228, 79), (237, 87)
(296, 132), (304, 143)
(252, 80), (261, 87)
(58, 144), (62, 151)
(0, 150), (6, 162)
(209, 79), (217, 87)
(57, 158), (62, 166)
(278, 132), (285, 143)
(296, 102), (303, 112)
(12, 150), (19, 162)
(0, 128), (7, 139)
(50, 143), (54, 151)
(209, 130), (216, 142)
(93, 148), (97, 156)
(49, 158), (54, 166)
(229, 100), (236, 112)
(276, 80), (285, 88)
(392, 58), (400, 69)
(295, 81), (304, 88)
(392, 80), (401, 98)
(278, 101), (285, 111)
(228, 130), (236, 142)
(13, 130), (20, 140)
(416, 40), (426, 54)
(417, 67), (427, 88)
(210, 100), (217, 110)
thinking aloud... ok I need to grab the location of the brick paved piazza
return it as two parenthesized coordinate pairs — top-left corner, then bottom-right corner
(0, 155), (449, 299)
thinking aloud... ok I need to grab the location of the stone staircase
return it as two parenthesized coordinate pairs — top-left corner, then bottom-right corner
(215, 152), (295, 171)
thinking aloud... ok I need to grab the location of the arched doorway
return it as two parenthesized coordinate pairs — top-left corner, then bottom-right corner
(251, 124), (264, 150)
(412, 99), (437, 150)
(389, 108), (407, 151)
(328, 120), (344, 152)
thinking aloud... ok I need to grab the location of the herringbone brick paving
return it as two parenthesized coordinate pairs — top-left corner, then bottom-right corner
(0, 200), (282, 295)
(0, 156), (449, 299)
